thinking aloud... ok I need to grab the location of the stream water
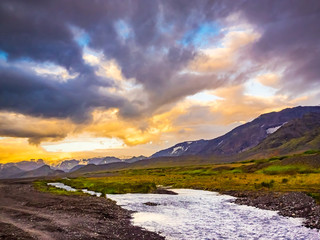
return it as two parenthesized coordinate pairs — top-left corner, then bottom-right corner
(47, 182), (102, 197)
(107, 189), (320, 240)
(47, 183), (319, 239)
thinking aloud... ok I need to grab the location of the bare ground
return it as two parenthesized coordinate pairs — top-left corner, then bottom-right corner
(0, 180), (164, 240)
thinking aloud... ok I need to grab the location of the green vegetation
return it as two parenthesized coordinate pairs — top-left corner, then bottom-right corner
(256, 180), (274, 189)
(261, 165), (317, 175)
(304, 150), (320, 155)
(38, 150), (320, 202)
(33, 180), (85, 196)
(60, 178), (157, 195)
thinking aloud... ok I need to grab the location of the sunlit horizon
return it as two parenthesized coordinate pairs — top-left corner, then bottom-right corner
(0, 1), (319, 164)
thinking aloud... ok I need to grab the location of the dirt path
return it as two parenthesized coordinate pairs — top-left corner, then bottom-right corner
(0, 180), (164, 240)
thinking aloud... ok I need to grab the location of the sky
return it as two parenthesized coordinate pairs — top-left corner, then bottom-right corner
(0, 0), (320, 164)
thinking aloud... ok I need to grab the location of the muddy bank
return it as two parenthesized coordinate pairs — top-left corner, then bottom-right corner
(222, 190), (320, 229)
(0, 180), (164, 240)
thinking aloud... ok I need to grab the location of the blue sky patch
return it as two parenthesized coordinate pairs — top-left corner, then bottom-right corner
(115, 20), (132, 40)
(76, 32), (90, 47)
(179, 22), (220, 47)
(0, 50), (8, 61)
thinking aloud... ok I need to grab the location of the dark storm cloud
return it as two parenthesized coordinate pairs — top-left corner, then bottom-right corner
(0, 1), (87, 72)
(238, 0), (320, 94)
(0, 0), (319, 127)
(0, 0), (227, 121)
(0, 65), (125, 122)
(0, 126), (66, 145)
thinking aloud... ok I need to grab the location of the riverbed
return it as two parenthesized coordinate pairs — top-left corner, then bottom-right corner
(108, 189), (320, 240)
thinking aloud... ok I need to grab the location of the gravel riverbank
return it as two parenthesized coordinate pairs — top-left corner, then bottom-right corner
(0, 180), (164, 240)
(223, 190), (320, 229)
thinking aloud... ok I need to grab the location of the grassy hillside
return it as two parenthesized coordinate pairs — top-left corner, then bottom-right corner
(249, 113), (320, 157)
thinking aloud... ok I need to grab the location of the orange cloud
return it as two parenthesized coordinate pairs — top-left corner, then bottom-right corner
(210, 84), (302, 124)
(257, 73), (280, 88)
(0, 112), (75, 144)
(84, 107), (185, 146)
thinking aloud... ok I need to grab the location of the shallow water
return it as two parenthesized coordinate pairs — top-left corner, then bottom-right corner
(47, 182), (102, 196)
(48, 182), (77, 192)
(82, 188), (102, 197)
(108, 189), (320, 240)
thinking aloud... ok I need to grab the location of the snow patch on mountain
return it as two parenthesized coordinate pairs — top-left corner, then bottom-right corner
(266, 126), (282, 134)
(266, 122), (287, 134)
(172, 146), (184, 154)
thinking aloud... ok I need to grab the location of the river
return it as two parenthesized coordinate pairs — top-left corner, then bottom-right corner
(48, 183), (319, 239)
(107, 189), (320, 240)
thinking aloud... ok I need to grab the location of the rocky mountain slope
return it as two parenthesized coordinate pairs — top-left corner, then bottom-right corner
(152, 106), (320, 158)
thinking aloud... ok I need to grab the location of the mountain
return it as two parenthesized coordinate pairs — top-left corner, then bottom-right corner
(0, 159), (45, 172)
(68, 164), (86, 173)
(152, 106), (320, 158)
(69, 162), (130, 176)
(0, 166), (24, 179)
(15, 165), (64, 179)
(98, 156), (122, 165)
(0, 165), (64, 179)
(54, 159), (80, 172)
(125, 155), (147, 163)
(57, 155), (148, 173)
(250, 112), (320, 156)
(85, 157), (105, 165)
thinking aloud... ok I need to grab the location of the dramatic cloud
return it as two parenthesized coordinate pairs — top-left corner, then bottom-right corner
(0, 0), (319, 162)
(0, 64), (127, 122)
(238, 0), (320, 94)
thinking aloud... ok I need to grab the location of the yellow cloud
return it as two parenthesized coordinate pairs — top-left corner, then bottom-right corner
(0, 138), (72, 164)
(85, 107), (184, 146)
(0, 112), (75, 144)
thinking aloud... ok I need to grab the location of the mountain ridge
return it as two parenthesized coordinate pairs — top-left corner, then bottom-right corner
(152, 106), (320, 158)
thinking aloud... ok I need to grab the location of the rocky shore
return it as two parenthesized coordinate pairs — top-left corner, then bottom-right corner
(223, 190), (320, 229)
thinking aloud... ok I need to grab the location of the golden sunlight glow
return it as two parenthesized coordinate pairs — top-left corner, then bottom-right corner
(0, 138), (72, 163)
(41, 135), (124, 152)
